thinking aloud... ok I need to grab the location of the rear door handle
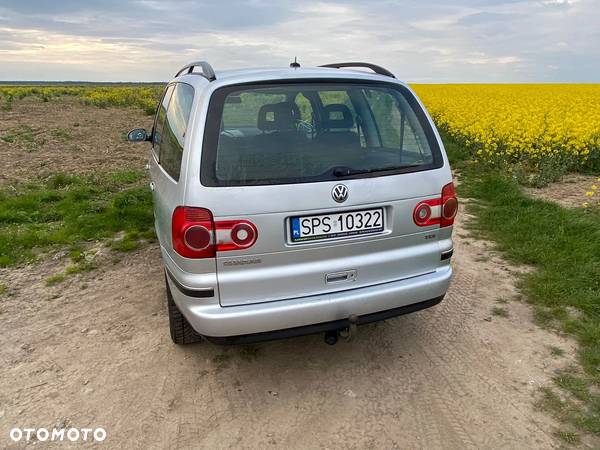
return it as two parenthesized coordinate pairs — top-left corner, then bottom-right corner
(326, 270), (357, 284)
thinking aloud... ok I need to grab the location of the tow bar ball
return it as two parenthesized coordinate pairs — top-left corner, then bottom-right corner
(324, 315), (358, 345)
(324, 330), (338, 345)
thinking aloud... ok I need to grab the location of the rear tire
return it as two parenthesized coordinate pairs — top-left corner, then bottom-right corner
(166, 275), (202, 345)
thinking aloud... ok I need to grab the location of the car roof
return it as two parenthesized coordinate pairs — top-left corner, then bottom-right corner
(172, 66), (407, 89)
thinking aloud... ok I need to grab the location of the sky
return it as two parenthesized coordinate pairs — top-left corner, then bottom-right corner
(0, 0), (598, 82)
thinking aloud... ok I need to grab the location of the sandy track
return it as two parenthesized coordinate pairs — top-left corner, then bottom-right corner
(0, 207), (584, 449)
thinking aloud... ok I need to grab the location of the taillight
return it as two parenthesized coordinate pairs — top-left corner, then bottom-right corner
(172, 207), (215, 258)
(172, 207), (258, 258)
(413, 182), (458, 228)
(184, 225), (211, 251)
(215, 220), (258, 252)
(441, 182), (458, 227)
(413, 201), (435, 226)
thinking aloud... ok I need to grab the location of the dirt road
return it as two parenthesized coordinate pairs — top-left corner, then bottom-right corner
(1, 207), (582, 449)
(0, 99), (586, 449)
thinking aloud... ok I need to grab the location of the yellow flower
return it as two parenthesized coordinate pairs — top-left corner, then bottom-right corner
(585, 191), (595, 197)
(411, 84), (600, 172)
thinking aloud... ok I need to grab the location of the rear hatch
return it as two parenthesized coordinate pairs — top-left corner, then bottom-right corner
(199, 80), (448, 307)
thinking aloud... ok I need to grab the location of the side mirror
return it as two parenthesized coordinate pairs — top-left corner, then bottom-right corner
(127, 128), (151, 142)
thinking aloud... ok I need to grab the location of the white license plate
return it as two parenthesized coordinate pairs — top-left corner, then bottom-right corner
(290, 208), (384, 242)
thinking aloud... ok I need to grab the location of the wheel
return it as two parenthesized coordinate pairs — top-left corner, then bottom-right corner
(165, 274), (202, 345)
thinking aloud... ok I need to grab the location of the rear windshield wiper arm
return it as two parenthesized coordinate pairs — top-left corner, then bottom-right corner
(333, 164), (421, 177)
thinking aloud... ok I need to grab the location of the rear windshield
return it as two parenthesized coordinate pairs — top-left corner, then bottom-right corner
(201, 81), (442, 186)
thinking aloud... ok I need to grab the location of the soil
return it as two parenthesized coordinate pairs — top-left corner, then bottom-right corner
(524, 174), (598, 208)
(0, 97), (152, 186)
(0, 98), (595, 449)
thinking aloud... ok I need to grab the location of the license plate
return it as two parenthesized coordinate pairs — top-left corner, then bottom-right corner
(290, 208), (384, 242)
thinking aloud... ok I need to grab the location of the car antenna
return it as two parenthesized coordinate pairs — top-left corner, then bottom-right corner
(290, 57), (300, 69)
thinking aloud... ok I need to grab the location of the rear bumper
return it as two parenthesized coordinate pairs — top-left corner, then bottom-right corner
(205, 296), (444, 344)
(167, 265), (452, 339)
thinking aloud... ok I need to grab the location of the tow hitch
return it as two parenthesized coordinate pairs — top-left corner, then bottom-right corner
(324, 314), (358, 345)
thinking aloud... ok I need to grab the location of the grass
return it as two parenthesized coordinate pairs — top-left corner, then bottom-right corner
(0, 170), (154, 267)
(2, 125), (37, 148)
(51, 128), (72, 140)
(444, 134), (600, 438)
(65, 261), (96, 274)
(46, 274), (66, 286)
(555, 430), (581, 445)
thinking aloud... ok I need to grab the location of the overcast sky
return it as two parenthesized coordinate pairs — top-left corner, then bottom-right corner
(0, 0), (598, 82)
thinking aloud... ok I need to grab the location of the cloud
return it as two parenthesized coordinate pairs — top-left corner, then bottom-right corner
(0, 0), (598, 81)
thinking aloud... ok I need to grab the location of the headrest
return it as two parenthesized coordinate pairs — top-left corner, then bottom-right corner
(322, 104), (354, 129)
(257, 102), (298, 131)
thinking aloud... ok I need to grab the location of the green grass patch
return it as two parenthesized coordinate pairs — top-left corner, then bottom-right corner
(555, 372), (591, 402)
(51, 128), (72, 140)
(555, 430), (580, 445)
(65, 261), (96, 274)
(444, 134), (600, 437)
(46, 274), (66, 286)
(0, 170), (153, 267)
(2, 125), (37, 148)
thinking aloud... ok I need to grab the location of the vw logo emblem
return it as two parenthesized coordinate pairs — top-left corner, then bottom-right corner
(332, 184), (349, 203)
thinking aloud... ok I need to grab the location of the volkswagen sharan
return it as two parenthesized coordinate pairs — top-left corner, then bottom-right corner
(128, 61), (457, 345)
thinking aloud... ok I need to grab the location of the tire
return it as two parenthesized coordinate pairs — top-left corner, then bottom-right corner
(165, 275), (202, 345)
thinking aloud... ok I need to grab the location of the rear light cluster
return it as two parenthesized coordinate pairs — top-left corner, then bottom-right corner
(413, 182), (458, 228)
(172, 207), (258, 258)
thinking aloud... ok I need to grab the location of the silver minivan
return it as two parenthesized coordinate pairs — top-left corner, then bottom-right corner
(128, 61), (456, 345)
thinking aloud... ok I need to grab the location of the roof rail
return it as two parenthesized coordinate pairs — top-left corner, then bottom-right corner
(319, 62), (395, 79)
(175, 61), (216, 81)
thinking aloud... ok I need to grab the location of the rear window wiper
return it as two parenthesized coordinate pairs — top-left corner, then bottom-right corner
(333, 164), (422, 177)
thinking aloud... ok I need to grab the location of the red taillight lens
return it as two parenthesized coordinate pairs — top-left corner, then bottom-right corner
(172, 207), (258, 258)
(215, 220), (258, 251)
(413, 198), (441, 227)
(172, 207), (215, 258)
(413, 202), (433, 226)
(184, 225), (212, 251)
(230, 223), (257, 247)
(441, 182), (458, 227)
(412, 182), (457, 228)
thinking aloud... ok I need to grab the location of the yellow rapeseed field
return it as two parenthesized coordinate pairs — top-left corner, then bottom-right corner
(412, 84), (600, 183)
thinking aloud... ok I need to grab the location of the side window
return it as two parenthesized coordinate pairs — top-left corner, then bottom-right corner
(153, 85), (175, 157)
(221, 92), (286, 129)
(159, 83), (194, 181)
